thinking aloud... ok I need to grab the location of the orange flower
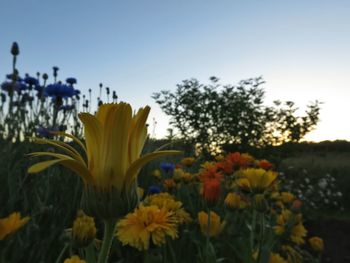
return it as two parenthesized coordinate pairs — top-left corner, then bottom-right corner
(203, 179), (221, 204)
(216, 160), (233, 174)
(199, 164), (222, 182)
(163, 178), (176, 190)
(259, 159), (273, 170)
(226, 152), (253, 169)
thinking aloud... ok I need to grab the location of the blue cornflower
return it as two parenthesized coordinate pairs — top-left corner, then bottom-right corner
(16, 82), (28, 91)
(6, 74), (22, 81)
(1, 82), (12, 92)
(0, 81), (27, 92)
(24, 76), (39, 87)
(45, 83), (77, 98)
(160, 162), (176, 173)
(66, 77), (77, 85)
(148, 185), (161, 195)
(36, 127), (52, 138)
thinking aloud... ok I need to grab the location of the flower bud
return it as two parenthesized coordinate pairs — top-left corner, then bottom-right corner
(11, 42), (19, 56)
(72, 211), (96, 247)
(309, 236), (324, 253)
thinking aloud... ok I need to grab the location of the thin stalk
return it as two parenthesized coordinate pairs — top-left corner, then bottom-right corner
(97, 219), (116, 263)
(256, 213), (265, 263)
(55, 243), (69, 263)
(85, 243), (96, 263)
(206, 208), (211, 263)
(250, 209), (257, 253)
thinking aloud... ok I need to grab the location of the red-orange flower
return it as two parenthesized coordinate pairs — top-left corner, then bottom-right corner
(199, 165), (222, 182)
(226, 152), (253, 169)
(202, 179), (221, 204)
(216, 160), (233, 174)
(259, 159), (273, 170)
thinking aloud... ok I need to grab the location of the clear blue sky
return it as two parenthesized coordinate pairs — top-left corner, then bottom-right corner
(1, 0), (349, 141)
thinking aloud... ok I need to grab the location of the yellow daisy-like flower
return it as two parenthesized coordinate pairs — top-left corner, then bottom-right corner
(198, 211), (225, 237)
(309, 236), (324, 252)
(116, 205), (178, 251)
(152, 169), (162, 179)
(28, 103), (180, 218)
(64, 255), (86, 263)
(144, 193), (191, 224)
(72, 211), (96, 247)
(173, 168), (194, 183)
(291, 222), (307, 245)
(180, 157), (196, 167)
(269, 253), (288, 263)
(0, 212), (30, 240)
(224, 192), (247, 210)
(274, 210), (307, 244)
(236, 168), (278, 192)
(280, 192), (295, 204)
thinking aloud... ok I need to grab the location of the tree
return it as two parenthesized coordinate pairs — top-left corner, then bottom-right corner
(152, 77), (320, 155)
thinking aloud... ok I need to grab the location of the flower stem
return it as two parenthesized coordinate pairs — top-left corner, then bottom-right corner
(98, 219), (116, 263)
(206, 209), (211, 263)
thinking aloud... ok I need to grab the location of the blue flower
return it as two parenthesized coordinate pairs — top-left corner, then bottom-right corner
(45, 83), (78, 98)
(148, 185), (161, 194)
(24, 76), (39, 87)
(6, 74), (22, 81)
(160, 162), (175, 173)
(1, 82), (13, 92)
(36, 127), (52, 138)
(66, 77), (77, 85)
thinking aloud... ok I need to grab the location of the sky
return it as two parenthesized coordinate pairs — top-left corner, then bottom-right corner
(1, 0), (349, 141)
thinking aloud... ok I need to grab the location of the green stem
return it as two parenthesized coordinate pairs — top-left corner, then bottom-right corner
(97, 219), (116, 263)
(206, 209), (211, 263)
(256, 213), (265, 263)
(85, 243), (97, 263)
(55, 243), (69, 263)
(250, 209), (257, 254)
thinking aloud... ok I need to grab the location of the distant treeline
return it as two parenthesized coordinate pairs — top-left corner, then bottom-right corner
(146, 138), (350, 161)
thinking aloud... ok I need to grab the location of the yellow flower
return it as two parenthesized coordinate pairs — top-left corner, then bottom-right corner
(280, 192), (295, 204)
(116, 205), (178, 251)
(28, 103), (180, 218)
(215, 155), (225, 161)
(64, 255), (86, 263)
(236, 168), (278, 192)
(269, 253), (288, 263)
(180, 157), (196, 167)
(152, 169), (161, 179)
(291, 222), (307, 245)
(224, 192), (247, 210)
(309, 236), (324, 252)
(144, 193), (191, 224)
(198, 211), (224, 237)
(72, 211), (96, 247)
(0, 212), (30, 240)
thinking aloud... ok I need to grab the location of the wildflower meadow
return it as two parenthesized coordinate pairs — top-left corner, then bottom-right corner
(0, 42), (349, 263)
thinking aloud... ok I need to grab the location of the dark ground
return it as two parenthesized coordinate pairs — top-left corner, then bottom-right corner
(307, 218), (350, 263)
